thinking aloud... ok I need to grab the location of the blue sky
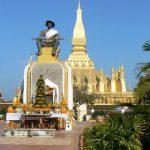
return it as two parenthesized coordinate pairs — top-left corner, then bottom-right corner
(0, 0), (150, 100)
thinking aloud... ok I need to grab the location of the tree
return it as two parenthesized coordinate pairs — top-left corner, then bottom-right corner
(34, 74), (47, 108)
(83, 114), (144, 150)
(73, 85), (95, 119)
(135, 41), (150, 104)
(132, 105), (150, 150)
(143, 41), (150, 51)
(134, 78), (150, 104)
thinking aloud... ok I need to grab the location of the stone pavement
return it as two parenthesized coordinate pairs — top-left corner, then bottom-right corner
(0, 120), (95, 150)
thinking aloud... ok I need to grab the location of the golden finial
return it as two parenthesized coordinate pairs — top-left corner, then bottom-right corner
(7, 106), (14, 113)
(100, 66), (103, 73)
(78, 0), (81, 9)
(120, 64), (124, 69)
(112, 65), (115, 72)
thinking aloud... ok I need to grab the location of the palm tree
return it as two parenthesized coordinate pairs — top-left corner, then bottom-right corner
(143, 41), (150, 51)
(135, 41), (150, 104)
(137, 41), (150, 78)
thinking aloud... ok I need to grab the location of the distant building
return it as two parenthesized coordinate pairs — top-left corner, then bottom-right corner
(0, 90), (6, 103)
(0, 98), (6, 103)
(0, 91), (12, 111)
(66, 1), (134, 104)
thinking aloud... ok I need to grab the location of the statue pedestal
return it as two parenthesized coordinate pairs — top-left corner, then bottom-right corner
(24, 46), (73, 116)
(37, 47), (60, 63)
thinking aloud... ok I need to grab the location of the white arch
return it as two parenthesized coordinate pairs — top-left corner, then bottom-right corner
(45, 79), (59, 103)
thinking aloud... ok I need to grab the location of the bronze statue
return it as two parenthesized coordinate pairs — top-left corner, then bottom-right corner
(34, 20), (60, 56)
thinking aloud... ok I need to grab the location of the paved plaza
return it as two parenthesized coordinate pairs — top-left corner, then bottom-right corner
(0, 120), (94, 150)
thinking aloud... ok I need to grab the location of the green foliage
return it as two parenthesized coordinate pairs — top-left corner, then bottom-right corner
(73, 85), (95, 107)
(0, 108), (7, 115)
(0, 108), (7, 120)
(73, 85), (95, 119)
(143, 41), (150, 51)
(119, 103), (133, 107)
(92, 111), (107, 119)
(83, 114), (144, 150)
(135, 41), (150, 104)
(131, 105), (150, 149)
(142, 134), (150, 150)
(135, 79), (150, 104)
(132, 105), (150, 116)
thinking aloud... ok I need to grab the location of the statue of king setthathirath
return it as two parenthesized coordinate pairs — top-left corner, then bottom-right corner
(33, 20), (60, 56)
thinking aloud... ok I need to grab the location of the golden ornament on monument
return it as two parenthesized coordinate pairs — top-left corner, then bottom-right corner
(7, 106), (14, 113)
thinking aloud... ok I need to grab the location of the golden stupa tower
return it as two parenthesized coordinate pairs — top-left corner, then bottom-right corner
(66, 0), (94, 69)
(66, 0), (134, 104)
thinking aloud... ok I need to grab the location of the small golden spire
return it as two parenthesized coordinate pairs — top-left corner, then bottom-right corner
(112, 65), (115, 72)
(128, 83), (132, 91)
(120, 64), (124, 70)
(100, 66), (103, 73)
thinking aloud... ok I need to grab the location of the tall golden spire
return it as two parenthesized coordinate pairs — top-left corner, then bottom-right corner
(72, 0), (86, 51)
(66, 0), (94, 69)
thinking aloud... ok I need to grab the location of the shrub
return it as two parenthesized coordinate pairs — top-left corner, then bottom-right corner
(92, 111), (107, 119)
(83, 113), (144, 150)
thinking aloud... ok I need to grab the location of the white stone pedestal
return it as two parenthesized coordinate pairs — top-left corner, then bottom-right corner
(4, 128), (56, 137)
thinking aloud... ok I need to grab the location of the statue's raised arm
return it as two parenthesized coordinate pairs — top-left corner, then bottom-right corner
(35, 20), (60, 56)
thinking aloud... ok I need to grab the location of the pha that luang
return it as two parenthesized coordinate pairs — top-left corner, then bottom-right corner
(66, 0), (134, 105)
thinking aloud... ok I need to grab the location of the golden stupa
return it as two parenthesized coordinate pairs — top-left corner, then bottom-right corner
(66, 0), (134, 104)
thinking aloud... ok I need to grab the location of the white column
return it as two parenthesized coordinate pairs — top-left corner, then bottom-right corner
(65, 63), (73, 110)
(23, 64), (30, 104)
